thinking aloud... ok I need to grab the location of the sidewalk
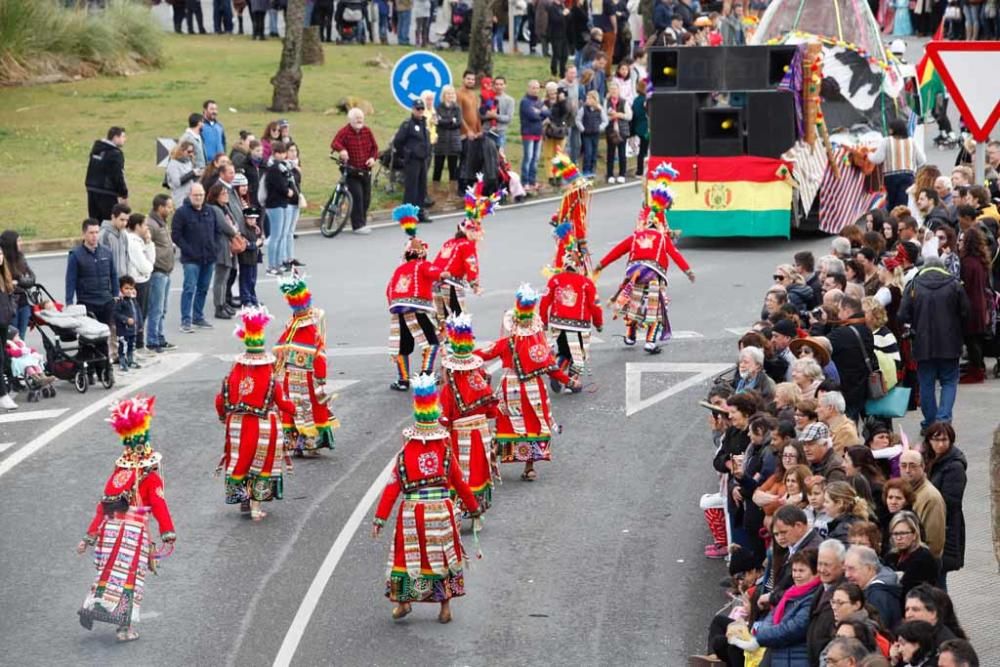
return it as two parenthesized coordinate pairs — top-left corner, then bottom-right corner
(899, 382), (1000, 660)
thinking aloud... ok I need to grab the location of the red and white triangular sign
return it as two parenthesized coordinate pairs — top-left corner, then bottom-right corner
(926, 42), (1000, 142)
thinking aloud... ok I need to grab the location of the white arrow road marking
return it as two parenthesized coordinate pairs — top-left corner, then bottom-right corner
(423, 61), (442, 87)
(625, 362), (731, 417)
(0, 353), (198, 479)
(0, 443), (15, 454)
(0, 408), (68, 424)
(400, 63), (418, 89)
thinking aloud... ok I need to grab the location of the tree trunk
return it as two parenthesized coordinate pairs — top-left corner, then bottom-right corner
(992, 425), (1000, 573)
(302, 26), (325, 66)
(467, 0), (495, 77)
(270, 0), (307, 112)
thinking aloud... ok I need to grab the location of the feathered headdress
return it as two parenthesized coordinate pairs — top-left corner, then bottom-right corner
(641, 162), (681, 229)
(403, 374), (450, 441)
(551, 153), (582, 185)
(394, 203), (427, 257)
(109, 394), (160, 469)
(234, 305), (273, 354)
(278, 274), (312, 313)
(443, 313), (482, 370)
(550, 221), (583, 273)
(461, 174), (503, 241)
(514, 283), (539, 322)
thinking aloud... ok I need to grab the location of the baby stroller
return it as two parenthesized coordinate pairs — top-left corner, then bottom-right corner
(335, 0), (368, 43)
(28, 284), (114, 393)
(374, 145), (405, 193)
(3, 325), (56, 403)
(439, 0), (471, 50)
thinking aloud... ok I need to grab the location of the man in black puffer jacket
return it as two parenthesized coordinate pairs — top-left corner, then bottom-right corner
(827, 295), (876, 420)
(65, 218), (118, 327)
(84, 126), (128, 222)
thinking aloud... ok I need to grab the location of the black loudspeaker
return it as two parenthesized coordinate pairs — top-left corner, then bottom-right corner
(767, 46), (798, 87)
(698, 107), (744, 157)
(648, 49), (679, 89)
(648, 92), (698, 156)
(725, 47), (768, 91)
(677, 48), (726, 91)
(745, 91), (797, 158)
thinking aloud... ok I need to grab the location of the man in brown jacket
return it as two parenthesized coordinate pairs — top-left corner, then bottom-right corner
(900, 450), (946, 559)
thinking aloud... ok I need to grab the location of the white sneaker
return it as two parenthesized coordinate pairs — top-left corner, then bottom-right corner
(352, 227), (372, 235)
(0, 394), (18, 410)
(616, 176), (626, 184)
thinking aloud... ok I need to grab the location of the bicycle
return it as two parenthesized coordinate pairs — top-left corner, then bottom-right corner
(319, 159), (367, 238)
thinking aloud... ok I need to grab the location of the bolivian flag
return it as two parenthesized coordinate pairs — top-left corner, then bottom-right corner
(647, 156), (794, 238)
(917, 23), (945, 118)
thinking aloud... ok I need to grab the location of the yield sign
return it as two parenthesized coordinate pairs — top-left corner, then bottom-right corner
(925, 42), (1000, 142)
(625, 362), (731, 417)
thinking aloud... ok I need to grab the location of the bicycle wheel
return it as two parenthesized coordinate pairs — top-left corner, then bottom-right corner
(319, 187), (353, 238)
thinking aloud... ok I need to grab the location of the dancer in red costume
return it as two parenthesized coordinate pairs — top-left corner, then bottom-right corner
(275, 274), (338, 456)
(549, 153), (594, 276)
(431, 175), (502, 327)
(76, 395), (176, 643)
(540, 227), (603, 393)
(595, 164), (695, 354)
(371, 374), (482, 624)
(476, 284), (570, 481)
(439, 313), (498, 514)
(387, 204), (447, 391)
(215, 306), (296, 521)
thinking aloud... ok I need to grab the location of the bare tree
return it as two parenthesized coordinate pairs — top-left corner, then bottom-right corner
(467, 0), (495, 76)
(270, 0), (307, 112)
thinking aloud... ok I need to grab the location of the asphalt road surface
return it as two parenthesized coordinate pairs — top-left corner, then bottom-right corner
(2, 181), (994, 666)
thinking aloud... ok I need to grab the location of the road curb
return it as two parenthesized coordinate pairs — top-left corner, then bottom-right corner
(25, 181), (641, 259)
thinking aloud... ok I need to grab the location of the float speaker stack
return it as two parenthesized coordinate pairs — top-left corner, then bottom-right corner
(647, 45), (801, 92)
(766, 46), (798, 87)
(648, 49), (679, 89)
(745, 91), (797, 158)
(648, 92), (698, 156)
(677, 48), (726, 91)
(698, 107), (744, 157)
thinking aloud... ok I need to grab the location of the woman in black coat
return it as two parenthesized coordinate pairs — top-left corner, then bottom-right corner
(924, 422), (967, 588)
(432, 86), (462, 186)
(0, 231), (35, 339)
(884, 511), (939, 600)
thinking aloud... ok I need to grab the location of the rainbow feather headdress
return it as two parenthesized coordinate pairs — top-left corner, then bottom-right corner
(394, 203), (427, 257)
(461, 174), (503, 241)
(403, 374), (450, 441)
(515, 283), (539, 321)
(109, 394), (161, 469)
(551, 153), (583, 185)
(443, 313), (482, 370)
(278, 273), (312, 313)
(642, 162), (680, 229)
(552, 221), (583, 272)
(234, 305), (273, 356)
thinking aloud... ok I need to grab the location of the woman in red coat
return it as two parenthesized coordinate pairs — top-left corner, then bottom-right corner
(958, 226), (994, 384)
(215, 307), (296, 520)
(77, 395), (176, 643)
(476, 284), (571, 481)
(372, 374), (482, 623)
(439, 314), (498, 514)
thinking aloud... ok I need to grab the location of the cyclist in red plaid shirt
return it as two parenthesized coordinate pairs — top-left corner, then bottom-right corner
(331, 108), (379, 234)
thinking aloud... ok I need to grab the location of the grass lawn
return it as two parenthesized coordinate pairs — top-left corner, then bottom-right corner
(0, 35), (636, 240)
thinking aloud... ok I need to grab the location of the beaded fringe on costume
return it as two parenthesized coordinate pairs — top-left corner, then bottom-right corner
(80, 509), (151, 628)
(281, 367), (337, 453)
(433, 282), (466, 326)
(385, 490), (466, 603)
(388, 312), (428, 354)
(495, 372), (553, 463)
(615, 268), (672, 342)
(225, 414), (284, 503)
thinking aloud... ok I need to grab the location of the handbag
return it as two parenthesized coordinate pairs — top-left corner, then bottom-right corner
(229, 234), (248, 254)
(865, 385), (911, 418)
(298, 192), (308, 209)
(607, 125), (623, 145)
(849, 325), (885, 400)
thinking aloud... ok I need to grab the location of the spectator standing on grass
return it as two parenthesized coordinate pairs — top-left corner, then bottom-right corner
(232, 0), (248, 34)
(244, 140), (266, 217)
(576, 90), (607, 179)
(168, 0), (186, 33)
(483, 76), (515, 149)
(165, 141), (201, 209)
(456, 71), (483, 187)
(0, 231), (35, 340)
(519, 80), (549, 194)
(171, 183), (217, 333)
(85, 126), (128, 223)
(66, 219), (118, 330)
(262, 120), (281, 161)
(396, 0), (413, 45)
(229, 130), (254, 173)
(201, 100), (226, 164)
(144, 194), (176, 353)
(541, 83), (570, 185)
(212, 0), (234, 33)
(124, 213), (154, 352)
(185, 0), (208, 33)
(548, 0), (570, 78)
(604, 81), (631, 184)
(392, 100), (433, 223)
(284, 144), (304, 269)
(559, 66), (584, 162)
(182, 113), (207, 171)
(331, 108), (379, 234)
(249, 0), (268, 39)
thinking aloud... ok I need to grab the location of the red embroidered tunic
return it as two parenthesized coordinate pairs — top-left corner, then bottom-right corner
(86, 468), (175, 538)
(386, 259), (443, 313)
(599, 228), (691, 276)
(432, 237), (480, 286)
(540, 271), (604, 331)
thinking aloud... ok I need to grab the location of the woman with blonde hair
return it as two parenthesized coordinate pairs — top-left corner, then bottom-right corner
(884, 511), (938, 597)
(772, 382), (801, 422)
(603, 80), (632, 183)
(432, 86), (461, 188)
(164, 140), (199, 208)
(824, 480), (871, 546)
(790, 357), (824, 399)
(773, 264), (814, 313)
(862, 296), (901, 382)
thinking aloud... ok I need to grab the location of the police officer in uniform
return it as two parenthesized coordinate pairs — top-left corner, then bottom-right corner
(392, 98), (433, 223)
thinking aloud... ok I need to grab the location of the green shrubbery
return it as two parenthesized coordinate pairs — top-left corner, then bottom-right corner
(0, 0), (163, 85)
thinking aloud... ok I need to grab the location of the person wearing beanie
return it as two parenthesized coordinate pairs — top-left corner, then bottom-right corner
(548, 153), (594, 276)
(595, 163), (695, 354)
(274, 275), (338, 457)
(430, 175), (501, 328)
(476, 283), (571, 481)
(214, 306), (296, 521)
(386, 205), (449, 391)
(76, 395), (176, 643)
(539, 222), (603, 392)
(439, 314), (499, 515)
(371, 374), (482, 624)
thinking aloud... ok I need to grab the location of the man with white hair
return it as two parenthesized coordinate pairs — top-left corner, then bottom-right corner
(807, 539), (847, 664)
(735, 345), (775, 401)
(331, 107), (379, 234)
(844, 544), (902, 630)
(817, 390), (859, 455)
(830, 236), (852, 260)
(900, 449), (946, 559)
(817, 255), (845, 283)
(824, 638), (870, 667)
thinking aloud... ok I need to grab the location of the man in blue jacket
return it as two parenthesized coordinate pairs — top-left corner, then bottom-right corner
(170, 183), (218, 333)
(201, 100), (226, 164)
(66, 218), (118, 327)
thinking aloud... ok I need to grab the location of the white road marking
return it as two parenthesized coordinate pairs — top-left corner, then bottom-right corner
(0, 408), (68, 424)
(725, 327), (749, 336)
(669, 330), (703, 339)
(0, 442), (15, 454)
(0, 353), (199, 479)
(625, 362), (732, 417)
(272, 457), (395, 667)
